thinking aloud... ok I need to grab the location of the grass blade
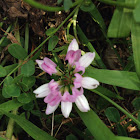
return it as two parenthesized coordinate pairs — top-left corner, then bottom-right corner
(131, 20), (140, 79)
(84, 67), (140, 90)
(75, 106), (115, 140)
(0, 110), (56, 140)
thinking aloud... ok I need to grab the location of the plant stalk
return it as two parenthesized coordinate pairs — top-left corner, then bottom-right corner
(23, 0), (83, 12)
(73, 7), (80, 42)
(5, 109), (17, 139)
(97, 0), (136, 9)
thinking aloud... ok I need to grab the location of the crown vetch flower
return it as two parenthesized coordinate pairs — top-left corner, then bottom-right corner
(33, 83), (50, 98)
(79, 52), (95, 68)
(74, 73), (99, 89)
(75, 95), (90, 112)
(65, 50), (81, 65)
(67, 39), (79, 52)
(65, 39), (81, 66)
(36, 57), (57, 75)
(33, 39), (99, 118)
(74, 52), (95, 74)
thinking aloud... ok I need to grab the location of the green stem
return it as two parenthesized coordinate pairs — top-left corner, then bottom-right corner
(94, 90), (140, 126)
(23, 0), (83, 12)
(73, 7), (79, 42)
(5, 109), (17, 139)
(97, 0), (136, 9)
(23, 0), (63, 11)
(25, 23), (29, 53)
(55, 6), (80, 33)
(14, 19), (20, 43)
(0, 17), (7, 27)
(67, 20), (73, 39)
(0, 24), (12, 45)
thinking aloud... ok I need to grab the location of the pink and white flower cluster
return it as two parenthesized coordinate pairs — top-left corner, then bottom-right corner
(33, 39), (99, 118)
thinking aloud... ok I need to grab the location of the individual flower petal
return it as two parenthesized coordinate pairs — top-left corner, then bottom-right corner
(74, 62), (85, 74)
(79, 52), (95, 68)
(41, 57), (57, 75)
(61, 101), (72, 118)
(44, 92), (61, 106)
(33, 83), (50, 98)
(36, 60), (44, 70)
(48, 79), (59, 92)
(65, 50), (81, 65)
(45, 103), (59, 115)
(74, 73), (83, 88)
(44, 57), (57, 67)
(82, 77), (99, 89)
(67, 39), (79, 52)
(75, 95), (90, 112)
(61, 91), (73, 102)
(61, 91), (69, 101)
(72, 87), (83, 96)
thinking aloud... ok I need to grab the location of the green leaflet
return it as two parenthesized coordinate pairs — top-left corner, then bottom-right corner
(48, 35), (59, 51)
(4, 63), (18, 75)
(64, 0), (73, 11)
(2, 76), (21, 98)
(117, 124), (128, 136)
(21, 60), (35, 77)
(0, 65), (7, 77)
(132, 97), (140, 110)
(8, 43), (28, 60)
(105, 107), (120, 123)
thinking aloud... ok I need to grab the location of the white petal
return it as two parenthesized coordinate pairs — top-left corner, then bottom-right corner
(36, 60), (44, 70)
(82, 77), (99, 89)
(79, 52), (95, 68)
(67, 39), (79, 52)
(75, 95), (90, 112)
(46, 103), (59, 115)
(61, 102), (72, 118)
(33, 83), (50, 98)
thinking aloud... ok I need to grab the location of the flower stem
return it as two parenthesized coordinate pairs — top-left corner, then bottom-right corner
(51, 113), (54, 136)
(73, 7), (80, 42)
(23, 0), (83, 12)
(66, 20), (73, 39)
(5, 109), (17, 139)
(97, 0), (136, 9)
(23, 0), (63, 11)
